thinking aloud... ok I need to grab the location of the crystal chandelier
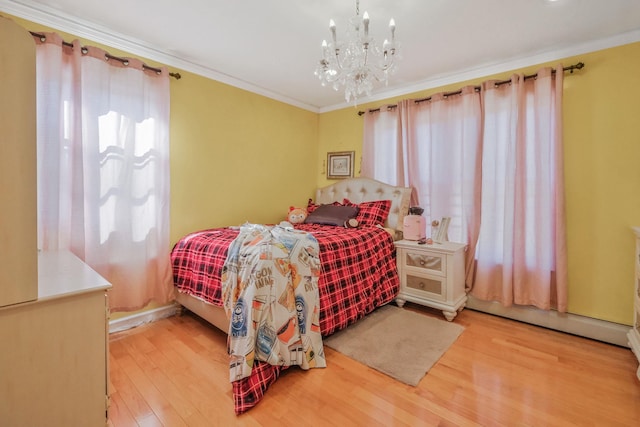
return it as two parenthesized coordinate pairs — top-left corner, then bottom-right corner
(314, 0), (400, 104)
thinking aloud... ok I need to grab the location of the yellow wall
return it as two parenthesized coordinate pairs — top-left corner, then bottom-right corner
(8, 14), (640, 325)
(318, 42), (640, 325)
(169, 71), (319, 243)
(7, 15), (319, 319)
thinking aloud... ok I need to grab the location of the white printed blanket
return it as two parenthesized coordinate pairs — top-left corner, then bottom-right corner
(222, 223), (326, 382)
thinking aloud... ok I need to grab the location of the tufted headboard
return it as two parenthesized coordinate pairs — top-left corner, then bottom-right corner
(315, 177), (412, 236)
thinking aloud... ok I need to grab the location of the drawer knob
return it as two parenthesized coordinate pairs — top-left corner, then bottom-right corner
(420, 259), (426, 266)
(419, 282), (425, 289)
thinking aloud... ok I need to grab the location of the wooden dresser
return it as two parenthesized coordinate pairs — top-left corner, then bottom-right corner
(0, 251), (112, 426)
(0, 16), (37, 309)
(0, 18), (111, 425)
(629, 227), (640, 380)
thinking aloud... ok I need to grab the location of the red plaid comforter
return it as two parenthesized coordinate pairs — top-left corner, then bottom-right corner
(171, 224), (399, 414)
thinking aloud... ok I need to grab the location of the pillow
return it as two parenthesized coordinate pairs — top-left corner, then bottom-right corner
(304, 204), (359, 227)
(343, 199), (392, 227)
(307, 198), (342, 214)
(307, 198), (320, 214)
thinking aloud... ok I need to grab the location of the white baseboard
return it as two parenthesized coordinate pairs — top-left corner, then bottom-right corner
(109, 303), (180, 334)
(108, 298), (631, 347)
(466, 295), (631, 348)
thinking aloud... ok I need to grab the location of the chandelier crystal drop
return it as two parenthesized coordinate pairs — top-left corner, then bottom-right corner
(314, 0), (400, 104)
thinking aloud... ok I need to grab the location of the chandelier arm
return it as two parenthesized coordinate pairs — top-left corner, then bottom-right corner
(363, 42), (369, 68)
(334, 48), (344, 71)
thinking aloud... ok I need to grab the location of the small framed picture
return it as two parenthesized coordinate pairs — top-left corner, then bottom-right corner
(327, 151), (355, 179)
(433, 217), (451, 243)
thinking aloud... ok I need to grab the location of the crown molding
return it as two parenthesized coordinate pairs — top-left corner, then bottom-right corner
(3, 0), (640, 114)
(0, 0), (320, 113)
(319, 28), (640, 113)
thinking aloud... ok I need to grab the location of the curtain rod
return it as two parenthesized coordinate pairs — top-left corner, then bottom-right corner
(357, 62), (584, 116)
(29, 31), (182, 80)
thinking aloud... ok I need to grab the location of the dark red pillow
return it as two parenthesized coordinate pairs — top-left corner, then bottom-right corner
(307, 198), (320, 213)
(343, 199), (392, 227)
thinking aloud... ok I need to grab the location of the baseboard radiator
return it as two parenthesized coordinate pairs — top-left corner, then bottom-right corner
(109, 303), (181, 333)
(466, 295), (631, 348)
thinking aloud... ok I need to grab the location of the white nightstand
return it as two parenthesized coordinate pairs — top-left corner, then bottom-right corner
(394, 239), (467, 321)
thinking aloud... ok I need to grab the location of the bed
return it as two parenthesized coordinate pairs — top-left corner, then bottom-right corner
(171, 177), (411, 414)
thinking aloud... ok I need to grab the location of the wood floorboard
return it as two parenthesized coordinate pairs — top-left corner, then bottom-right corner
(108, 304), (640, 426)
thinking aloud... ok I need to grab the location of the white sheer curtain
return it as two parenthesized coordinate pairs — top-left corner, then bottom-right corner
(362, 88), (483, 286)
(362, 104), (408, 188)
(402, 89), (482, 267)
(35, 33), (174, 312)
(472, 67), (568, 311)
(362, 67), (568, 311)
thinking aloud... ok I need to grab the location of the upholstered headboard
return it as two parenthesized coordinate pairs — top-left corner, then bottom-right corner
(315, 177), (412, 235)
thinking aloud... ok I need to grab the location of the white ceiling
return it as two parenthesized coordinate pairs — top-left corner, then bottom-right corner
(3, 0), (640, 112)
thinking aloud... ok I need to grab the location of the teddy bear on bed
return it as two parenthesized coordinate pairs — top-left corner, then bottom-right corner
(287, 206), (308, 224)
(278, 206), (308, 230)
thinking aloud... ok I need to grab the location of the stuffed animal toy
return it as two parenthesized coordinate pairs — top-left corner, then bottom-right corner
(287, 206), (308, 224)
(344, 218), (359, 228)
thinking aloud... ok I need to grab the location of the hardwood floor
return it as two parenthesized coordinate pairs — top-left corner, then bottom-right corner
(108, 304), (640, 426)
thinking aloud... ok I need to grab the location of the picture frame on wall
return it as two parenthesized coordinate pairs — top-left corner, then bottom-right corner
(327, 151), (355, 179)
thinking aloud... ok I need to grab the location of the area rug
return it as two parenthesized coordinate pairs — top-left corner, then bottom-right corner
(323, 304), (464, 386)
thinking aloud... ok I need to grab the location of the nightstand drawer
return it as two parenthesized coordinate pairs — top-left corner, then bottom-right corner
(404, 273), (445, 301)
(404, 251), (446, 276)
(394, 239), (467, 321)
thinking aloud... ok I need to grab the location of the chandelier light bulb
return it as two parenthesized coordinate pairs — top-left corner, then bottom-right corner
(390, 18), (396, 41)
(314, 0), (400, 104)
(363, 11), (370, 37)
